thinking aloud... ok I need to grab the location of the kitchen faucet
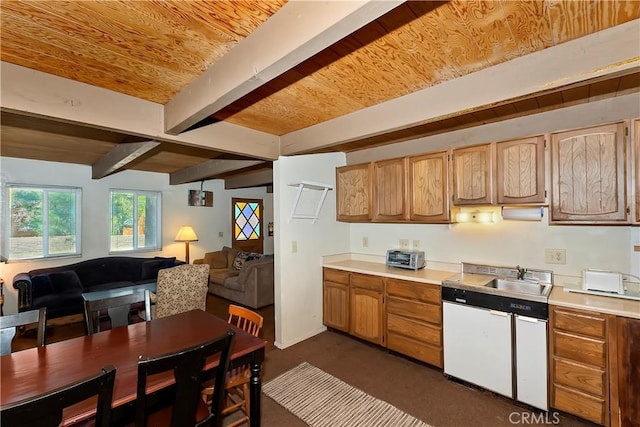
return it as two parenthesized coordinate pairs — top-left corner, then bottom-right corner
(516, 265), (527, 280)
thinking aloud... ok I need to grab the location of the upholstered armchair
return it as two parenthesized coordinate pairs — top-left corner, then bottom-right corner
(154, 264), (209, 319)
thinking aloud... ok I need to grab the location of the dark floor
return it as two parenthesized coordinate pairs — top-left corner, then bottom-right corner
(12, 296), (593, 427)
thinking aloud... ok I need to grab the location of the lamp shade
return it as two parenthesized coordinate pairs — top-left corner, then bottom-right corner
(175, 226), (198, 242)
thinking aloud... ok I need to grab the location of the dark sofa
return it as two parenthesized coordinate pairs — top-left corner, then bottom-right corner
(12, 256), (179, 319)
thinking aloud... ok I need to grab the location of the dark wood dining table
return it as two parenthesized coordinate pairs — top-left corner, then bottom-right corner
(0, 309), (266, 426)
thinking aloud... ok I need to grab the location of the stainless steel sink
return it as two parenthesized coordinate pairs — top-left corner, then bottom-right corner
(484, 278), (552, 298)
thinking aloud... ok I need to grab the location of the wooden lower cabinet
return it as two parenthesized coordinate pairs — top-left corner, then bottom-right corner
(349, 273), (384, 346)
(385, 278), (442, 368)
(610, 316), (640, 427)
(322, 268), (349, 332)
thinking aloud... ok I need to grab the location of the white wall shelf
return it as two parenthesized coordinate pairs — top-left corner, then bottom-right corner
(288, 181), (333, 224)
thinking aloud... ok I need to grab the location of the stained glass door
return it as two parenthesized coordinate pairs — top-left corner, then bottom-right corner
(232, 198), (263, 253)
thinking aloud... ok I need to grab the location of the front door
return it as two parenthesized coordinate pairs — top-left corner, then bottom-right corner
(231, 198), (263, 253)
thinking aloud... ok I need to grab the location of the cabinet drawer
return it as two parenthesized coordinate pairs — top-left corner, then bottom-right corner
(387, 332), (442, 368)
(350, 273), (384, 292)
(386, 312), (441, 347)
(323, 268), (349, 285)
(386, 296), (441, 325)
(553, 384), (605, 425)
(553, 331), (606, 368)
(386, 279), (440, 305)
(553, 357), (605, 397)
(553, 307), (606, 339)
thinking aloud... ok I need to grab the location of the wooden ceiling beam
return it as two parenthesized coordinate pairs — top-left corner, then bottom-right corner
(92, 140), (161, 179)
(280, 19), (640, 155)
(224, 168), (273, 190)
(163, 0), (405, 135)
(169, 159), (264, 185)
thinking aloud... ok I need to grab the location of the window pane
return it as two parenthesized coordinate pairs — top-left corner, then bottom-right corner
(48, 191), (77, 255)
(9, 188), (43, 259)
(110, 190), (161, 252)
(111, 192), (134, 251)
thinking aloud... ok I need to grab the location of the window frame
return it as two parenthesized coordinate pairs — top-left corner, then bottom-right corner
(108, 188), (162, 254)
(4, 183), (82, 261)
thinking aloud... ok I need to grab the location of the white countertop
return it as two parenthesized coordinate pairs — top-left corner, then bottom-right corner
(323, 259), (455, 285)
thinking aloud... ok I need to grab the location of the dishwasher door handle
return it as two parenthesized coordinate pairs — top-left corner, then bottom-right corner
(516, 315), (543, 323)
(489, 310), (510, 317)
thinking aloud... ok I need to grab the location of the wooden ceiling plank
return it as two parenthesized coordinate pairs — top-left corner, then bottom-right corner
(169, 159), (264, 185)
(163, 0), (405, 135)
(224, 169), (273, 190)
(92, 140), (161, 179)
(280, 19), (640, 154)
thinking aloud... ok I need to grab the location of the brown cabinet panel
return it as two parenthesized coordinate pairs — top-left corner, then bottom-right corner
(553, 358), (606, 397)
(323, 281), (349, 332)
(613, 317), (640, 427)
(451, 144), (493, 205)
(373, 157), (408, 221)
(350, 272), (384, 292)
(323, 267), (349, 285)
(554, 331), (606, 368)
(408, 151), (450, 222)
(553, 307), (607, 339)
(350, 287), (384, 346)
(387, 332), (442, 368)
(386, 278), (440, 305)
(386, 313), (441, 347)
(550, 122), (628, 223)
(496, 136), (546, 204)
(336, 163), (373, 221)
(553, 384), (606, 425)
(386, 296), (441, 325)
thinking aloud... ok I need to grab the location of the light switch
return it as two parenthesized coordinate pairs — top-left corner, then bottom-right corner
(291, 241), (298, 253)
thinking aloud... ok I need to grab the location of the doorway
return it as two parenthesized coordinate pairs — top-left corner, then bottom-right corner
(231, 198), (263, 253)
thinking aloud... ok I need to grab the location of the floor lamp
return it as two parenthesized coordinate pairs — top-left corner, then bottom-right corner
(175, 226), (198, 264)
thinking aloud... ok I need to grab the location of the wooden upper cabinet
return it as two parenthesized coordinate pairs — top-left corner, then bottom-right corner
(550, 122), (628, 223)
(496, 136), (546, 204)
(409, 151), (449, 222)
(336, 163), (373, 222)
(373, 158), (408, 221)
(451, 144), (493, 205)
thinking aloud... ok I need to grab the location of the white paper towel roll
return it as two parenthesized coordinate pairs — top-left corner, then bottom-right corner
(501, 207), (543, 221)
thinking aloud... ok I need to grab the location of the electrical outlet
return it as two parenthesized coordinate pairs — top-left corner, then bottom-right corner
(545, 248), (566, 264)
(362, 236), (369, 247)
(413, 240), (420, 250)
(291, 241), (298, 253)
(218, 231), (223, 238)
(400, 239), (409, 250)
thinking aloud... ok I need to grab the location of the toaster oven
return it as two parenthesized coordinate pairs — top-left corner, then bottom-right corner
(386, 250), (425, 270)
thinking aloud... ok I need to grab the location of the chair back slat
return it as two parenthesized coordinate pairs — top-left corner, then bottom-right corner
(227, 304), (263, 337)
(84, 290), (151, 334)
(0, 365), (116, 427)
(0, 308), (46, 355)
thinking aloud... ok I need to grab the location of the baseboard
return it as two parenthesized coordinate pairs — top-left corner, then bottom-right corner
(274, 325), (327, 350)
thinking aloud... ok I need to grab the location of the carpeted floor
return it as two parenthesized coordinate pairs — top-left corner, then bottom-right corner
(13, 295), (593, 427)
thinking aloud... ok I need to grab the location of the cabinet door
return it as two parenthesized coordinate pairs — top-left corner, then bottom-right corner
(611, 316), (640, 427)
(451, 144), (493, 205)
(336, 163), (373, 222)
(350, 287), (384, 346)
(323, 281), (349, 332)
(550, 122), (628, 223)
(409, 151), (449, 222)
(373, 158), (408, 221)
(496, 136), (546, 204)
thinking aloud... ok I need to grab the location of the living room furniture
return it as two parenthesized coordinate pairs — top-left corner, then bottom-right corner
(194, 247), (274, 309)
(175, 225), (199, 264)
(0, 365), (116, 427)
(84, 290), (151, 334)
(202, 304), (264, 427)
(0, 307), (47, 356)
(0, 310), (267, 427)
(12, 256), (179, 320)
(136, 331), (235, 427)
(0, 278), (4, 316)
(154, 264), (209, 319)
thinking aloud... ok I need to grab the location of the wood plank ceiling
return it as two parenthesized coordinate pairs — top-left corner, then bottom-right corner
(1, 0), (639, 185)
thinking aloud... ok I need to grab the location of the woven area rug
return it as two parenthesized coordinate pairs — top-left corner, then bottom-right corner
(263, 362), (432, 427)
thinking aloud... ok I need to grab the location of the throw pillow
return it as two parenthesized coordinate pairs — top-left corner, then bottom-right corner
(48, 270), (83, 293)
(30, 274), (54, 299)
(232, 251), (251, 271)
(141, 259), (165, 280)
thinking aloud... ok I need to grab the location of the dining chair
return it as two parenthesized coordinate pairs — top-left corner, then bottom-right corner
(0, 364), (116, 427)
(84, 290), (152, 334)
(0, 307), (46, 356)
(135, 330), (235, 427)
(154, 264), (209, 319)
(202, 304), (264, 427)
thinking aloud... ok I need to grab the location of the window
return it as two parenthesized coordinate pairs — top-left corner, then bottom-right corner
(6, 184), (81, 260)
(232, 198), (263, 254)
(110, 190), (161, 253)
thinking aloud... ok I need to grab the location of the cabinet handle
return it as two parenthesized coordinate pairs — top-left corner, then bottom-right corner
(516, 315), (541, 323)
(489, 310), (510, 317)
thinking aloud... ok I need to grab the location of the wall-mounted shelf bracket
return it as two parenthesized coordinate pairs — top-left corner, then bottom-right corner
(288, 181), (333, 224)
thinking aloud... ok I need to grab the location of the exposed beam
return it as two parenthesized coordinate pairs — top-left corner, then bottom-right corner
(224, 168), (273, 189)
(169, 159), (264, 185)
(163, 0), (404, 135)
(280, 19), (640, 155)
(92, 140), (161, 179)
(0, 62), (279, 160)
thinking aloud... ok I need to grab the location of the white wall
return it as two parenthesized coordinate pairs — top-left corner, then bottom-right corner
(0, 157), (273, 314)
(273, 153), (350, 348)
